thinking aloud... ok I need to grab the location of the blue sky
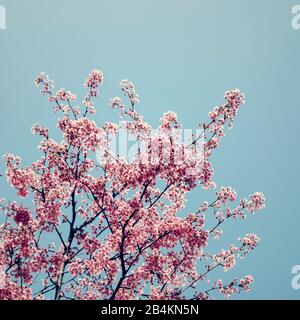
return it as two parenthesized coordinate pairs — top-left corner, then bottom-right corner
(0, 0), (300, 299)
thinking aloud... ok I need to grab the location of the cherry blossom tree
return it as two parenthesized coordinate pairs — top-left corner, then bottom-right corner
(0, 70), (265, 300)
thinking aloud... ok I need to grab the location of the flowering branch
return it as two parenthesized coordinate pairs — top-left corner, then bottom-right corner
(0, 70), (265, 300)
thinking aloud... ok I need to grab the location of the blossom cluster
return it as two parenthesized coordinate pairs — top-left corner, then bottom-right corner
(49, 89), (76, 102)
(34, 72), (54, 95)
(212, 275), (254, 299)
(0, 70), (265, 300)
(31, 124), (49, 138)
(83, 69), (104, 114)
(216, 186), (237, 204)
(57, 116), (104, 151)
(246, 192), (266, 213)
(120, 79), (139, 107)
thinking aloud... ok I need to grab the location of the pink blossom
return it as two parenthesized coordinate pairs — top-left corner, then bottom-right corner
(13, 207), (31, 226)
(120, 79), (139, 106)
(247, 192), (266, 213)
(103, 122), (118, 135)
(57, 116), (104, 151)
(241, 233), (260, 249)
(31, 124), (49, 138)
(0, 70), (265, 300)
(217, 186), (237, 204)
(34, 72), (54, 95)
(84, 69), (104, 90)
(49, 88), (76, 102)
(82, 69), (104, 115)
